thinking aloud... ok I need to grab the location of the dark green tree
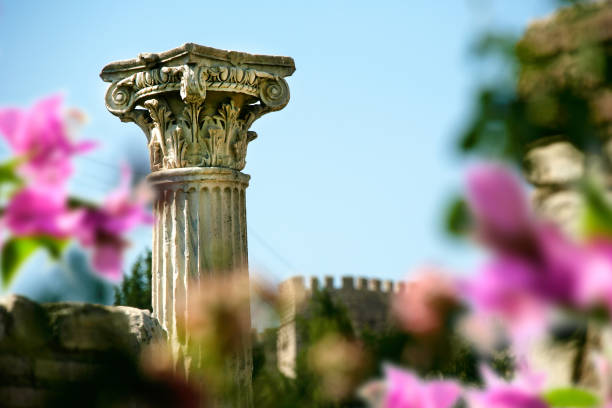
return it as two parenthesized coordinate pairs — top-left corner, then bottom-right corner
(114, 249), (152, 311)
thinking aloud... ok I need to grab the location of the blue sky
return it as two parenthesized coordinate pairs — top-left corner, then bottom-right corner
(0, 0), (560, 292)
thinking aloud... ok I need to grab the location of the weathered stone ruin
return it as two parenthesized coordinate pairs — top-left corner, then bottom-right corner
(0, 295), (164, 407)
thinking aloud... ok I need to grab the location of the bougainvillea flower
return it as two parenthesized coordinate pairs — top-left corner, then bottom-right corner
(0, 94), (95, 187)
(4, 186), (82, 238)
(462, 163), (598, 344)
(577, 240), (612, 312)
(76, 165), (152, 280)
(466, 162), (534, 251)
(383, 365), (461, 408)
(392, 268), (459, 335)
(466, 363), (548, 408)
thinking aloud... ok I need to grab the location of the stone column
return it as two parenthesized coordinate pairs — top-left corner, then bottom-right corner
(101, 43), (294, 405)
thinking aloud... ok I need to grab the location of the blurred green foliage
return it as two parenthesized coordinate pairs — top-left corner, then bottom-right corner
(581, 178), (612, 239)
(459, 0), (609, 164)
(446, 0), (611, 238)
(1, 236), (67, 288)
(253, 289), (482, 407)
(254, 290), (360, 408)
(444, 196), (471, 239)
(114, 249), (152, 311)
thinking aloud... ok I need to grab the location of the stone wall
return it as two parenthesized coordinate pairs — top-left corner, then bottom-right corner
(0, 294), (164, 408)
(277, 276), (395, 377)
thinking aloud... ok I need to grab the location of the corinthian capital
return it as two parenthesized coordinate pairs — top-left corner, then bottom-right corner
(100, 43), (295, 171)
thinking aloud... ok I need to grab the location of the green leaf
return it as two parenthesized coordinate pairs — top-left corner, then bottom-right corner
(543, 387), (599, 407)
(35, 236), (69, 259)
(1, 237), (40, 288)
(581, 179), (612, 239)
(0, 159), (22, 185)
(444, 196), (472, 238)
(67, 196), (97, 210)
(1, 236), (69, 288)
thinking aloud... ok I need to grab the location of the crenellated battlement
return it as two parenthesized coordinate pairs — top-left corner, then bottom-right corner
(279, 275), (401, 295)
(277, 275), (396, 377)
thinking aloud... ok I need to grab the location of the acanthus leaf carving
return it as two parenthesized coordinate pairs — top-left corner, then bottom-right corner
(103, 54), (291, 173)
(144, 99), (172, 171)
(140, 97), (256, 172)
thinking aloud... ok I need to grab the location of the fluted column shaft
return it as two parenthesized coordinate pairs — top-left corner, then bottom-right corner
(149, 167), (252, 404)
(149, 167), (249, 330)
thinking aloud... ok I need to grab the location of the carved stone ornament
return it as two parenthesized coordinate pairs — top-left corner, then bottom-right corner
(101, 43), (295, 171)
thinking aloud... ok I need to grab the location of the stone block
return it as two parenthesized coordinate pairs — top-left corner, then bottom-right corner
(533, 189), (583, 236)
(116, 305), (166, 346)
(0, 295), (50, 350)
(0, 355), (33, 386)
(355, 277), (367, 290)
(45, 302), (164, 354)
(0, 386), (52, 408)
(46, 303), (131, 352)
(525, 141), (584, 186)
(34, 358), (100, 385)
(341, 276), (354, 290)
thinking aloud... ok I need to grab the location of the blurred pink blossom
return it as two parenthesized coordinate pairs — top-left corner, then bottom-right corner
(457, 313), (505, 353)
(383, 365), (461, 408)
(466, 363), (548, 408)
(466, 163), (581, 305)
(0, 94), (95, 187)
(462, 163), (612, 344)
(466, 163), (533, 251)
(76, 165), (152, 280)
(4, 186), (82, 238)
(392, 269), (458, 335)
(577, 241), (612, 312)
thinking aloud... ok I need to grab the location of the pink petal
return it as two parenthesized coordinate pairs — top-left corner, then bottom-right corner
(4, 187), (75, 237)
(72, 139), (97, 154)
(0, 108), (25, 146)
(392, 269), (458, 335)
(466, 163), (533, 249)
(428, 381), (462, 408)
(384, 365), (461, 408)
(91, 241), (124, 281)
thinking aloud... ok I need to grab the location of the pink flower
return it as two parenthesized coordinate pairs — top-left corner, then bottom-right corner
(392, 269), (459, 335)
(76, 165), (152, 280)
(3, 186), (82, 238)
(384, 365), (461, 408)
(0, 94), (95, 187)
(466, 364), (548, 408)
(462, 164), (588, 344)
(466, 163), (533, 252)
(577, 241), (612, 312)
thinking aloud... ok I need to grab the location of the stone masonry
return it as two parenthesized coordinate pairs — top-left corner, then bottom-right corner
(0, 294), (164, 408)
(277, 276), (397, 378)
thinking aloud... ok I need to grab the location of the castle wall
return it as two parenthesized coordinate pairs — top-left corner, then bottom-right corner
(277, 275), (397, 377)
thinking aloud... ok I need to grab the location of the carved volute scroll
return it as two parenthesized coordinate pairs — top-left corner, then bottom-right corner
(101, 43), (295, 172)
